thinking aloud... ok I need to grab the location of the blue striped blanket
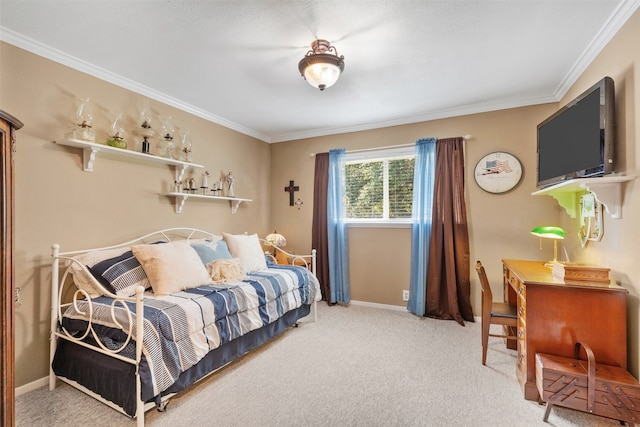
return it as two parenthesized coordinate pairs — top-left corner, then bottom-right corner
(61, 265), (319, 397)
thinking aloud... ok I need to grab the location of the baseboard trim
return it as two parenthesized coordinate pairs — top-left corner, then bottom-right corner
(16, 376), (49, 396)
(350, 300), (408, 312)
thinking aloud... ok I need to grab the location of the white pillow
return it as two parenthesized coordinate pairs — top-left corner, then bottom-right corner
(131, 241), (211, 296)
(222, 232), (268, 273)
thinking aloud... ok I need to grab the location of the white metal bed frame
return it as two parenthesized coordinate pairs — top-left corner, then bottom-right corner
(50, 227), (317, 426)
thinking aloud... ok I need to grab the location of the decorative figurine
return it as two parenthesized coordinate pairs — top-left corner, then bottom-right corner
(174, 180), (182, 193)
(226, 171), (235, 197)
(201, 171), (210, 195)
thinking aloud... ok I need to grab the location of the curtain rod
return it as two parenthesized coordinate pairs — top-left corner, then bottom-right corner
(309, 135), (472, 157)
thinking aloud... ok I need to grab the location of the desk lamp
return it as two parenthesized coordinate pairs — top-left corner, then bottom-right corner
(265, 231), (286, 257)
(530, 226), (566, 267)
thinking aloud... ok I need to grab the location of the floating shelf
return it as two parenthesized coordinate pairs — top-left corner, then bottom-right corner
(164, 192), (252, 214)
(54, 138), (204, 181)
(532, 176), (634, 219)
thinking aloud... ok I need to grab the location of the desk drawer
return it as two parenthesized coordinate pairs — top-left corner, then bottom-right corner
(506, 269), (520, 290)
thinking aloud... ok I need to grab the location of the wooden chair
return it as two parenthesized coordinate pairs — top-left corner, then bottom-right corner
(475, 261), (518, 365)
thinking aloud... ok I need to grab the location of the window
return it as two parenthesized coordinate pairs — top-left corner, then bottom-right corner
(345, 147), (415, 225)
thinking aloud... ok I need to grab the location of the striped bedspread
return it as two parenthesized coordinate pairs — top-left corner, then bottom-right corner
(61, 265), (319, 397)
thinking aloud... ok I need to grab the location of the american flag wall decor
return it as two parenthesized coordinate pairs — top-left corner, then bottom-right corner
(474, 151), (523, 194)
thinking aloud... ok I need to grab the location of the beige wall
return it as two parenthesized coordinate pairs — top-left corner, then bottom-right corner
(271, 8), (640, 378)
(1, 42), (271, 387)
(270, 106), (561, 308)
(556, 9), (640, 377)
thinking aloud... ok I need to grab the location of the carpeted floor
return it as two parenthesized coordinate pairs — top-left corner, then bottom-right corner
(17, 303), (622, 426)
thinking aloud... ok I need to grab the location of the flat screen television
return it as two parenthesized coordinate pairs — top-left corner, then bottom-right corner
(536, 76), (615, 188)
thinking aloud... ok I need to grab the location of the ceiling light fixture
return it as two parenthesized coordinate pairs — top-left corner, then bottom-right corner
(298, 39), (345, 91)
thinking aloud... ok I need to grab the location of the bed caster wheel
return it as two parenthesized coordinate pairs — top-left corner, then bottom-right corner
(157, 400), (169, 412)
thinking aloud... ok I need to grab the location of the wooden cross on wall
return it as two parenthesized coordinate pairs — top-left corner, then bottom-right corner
(284, 180), (299, 206)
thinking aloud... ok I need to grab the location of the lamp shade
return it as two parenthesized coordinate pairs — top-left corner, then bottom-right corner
(265, 231), (286, 248)
(530, 226), (565, 240)
(298, 39), (345, 91)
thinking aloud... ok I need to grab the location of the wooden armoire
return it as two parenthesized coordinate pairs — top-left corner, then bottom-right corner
(0, 110), (23, 427)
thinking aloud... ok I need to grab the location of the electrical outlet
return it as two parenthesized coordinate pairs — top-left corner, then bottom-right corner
(402, 290), (409, 301)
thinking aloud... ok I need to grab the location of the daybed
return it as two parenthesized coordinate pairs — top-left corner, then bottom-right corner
(49, 228), (320, 426)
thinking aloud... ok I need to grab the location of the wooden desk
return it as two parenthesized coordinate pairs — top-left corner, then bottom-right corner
(502, 259), (628, 401)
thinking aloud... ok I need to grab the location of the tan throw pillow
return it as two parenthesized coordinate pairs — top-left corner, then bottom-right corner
(207, 258), (247, 284)
(222, 232), (268, 273)
(131, 241), (211, 296)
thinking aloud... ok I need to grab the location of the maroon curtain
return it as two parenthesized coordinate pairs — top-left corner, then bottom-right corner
(311, 153), (331, 303)
(425, 137), (474, 325)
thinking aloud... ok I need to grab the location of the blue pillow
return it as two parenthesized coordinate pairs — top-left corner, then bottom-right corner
(192, 240), (232, 265)
(89, 250), (150, 297)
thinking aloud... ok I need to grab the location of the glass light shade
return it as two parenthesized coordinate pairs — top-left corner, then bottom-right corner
(69, 97), (95, 142)
(178, 128), (192, 162)
(531, 225), (566, 266)
(138, 107), (154, 154)
(303, 62), (342, 90)
(265, 232), (286, 248)
(159, 115), (175, 141)
(158, 115), (176, 159)
(105, 112), (127, 149)
(139, 106), (155, 138)
(109, 112), (125, 139)
(298, 39), (345, 91)
(530, 226), (566, 240)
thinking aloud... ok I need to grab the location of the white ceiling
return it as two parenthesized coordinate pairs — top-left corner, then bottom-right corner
(1, 1), (639, 143)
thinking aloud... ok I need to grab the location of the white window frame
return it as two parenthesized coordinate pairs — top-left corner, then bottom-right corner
(344, 146), (415, 228)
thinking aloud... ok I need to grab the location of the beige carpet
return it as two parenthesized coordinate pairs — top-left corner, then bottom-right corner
(17, 303), (622, 426)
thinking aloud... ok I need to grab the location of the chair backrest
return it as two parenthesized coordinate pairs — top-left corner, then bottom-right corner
(475, 261), (493, 309)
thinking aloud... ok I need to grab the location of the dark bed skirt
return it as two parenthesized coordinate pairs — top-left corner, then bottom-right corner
(52, 304), (311, 417)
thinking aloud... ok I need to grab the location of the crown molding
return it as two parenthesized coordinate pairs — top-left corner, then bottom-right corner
(0, 27), (272, 143)
(269, 94), (557, 143)
(554, 0), (640, 99)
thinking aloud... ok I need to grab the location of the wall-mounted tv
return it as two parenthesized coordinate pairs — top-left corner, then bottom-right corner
(536, 76), (615, 189)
